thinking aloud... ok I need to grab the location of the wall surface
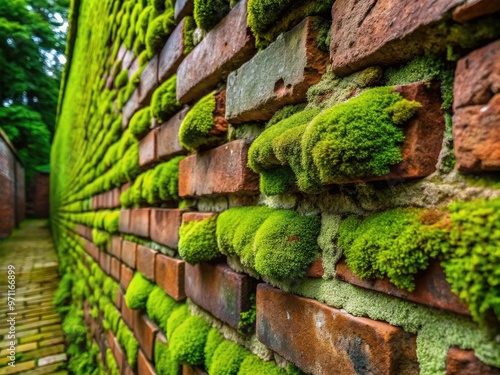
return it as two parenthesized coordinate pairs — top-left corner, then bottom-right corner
(31, 172), (50, 218)
(51, 0), (500, 374)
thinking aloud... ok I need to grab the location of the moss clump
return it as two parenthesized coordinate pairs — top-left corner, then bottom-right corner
(169, 315), (211, 365)
(167, 303), (191, 341)
(179, 92), (222, 151)
(209, 341), (251, 375)
(238, 355), (284, 375)
(146, 286), (181, 332)
(238, 294), (256, 334)
(145, 9), (176, 57)
(154, 340), (180, 375)
(125, 273), (154, 310)
(194, 0), (230, 31)
(267, 104), (307, 127)
(106, 348), (119, 375)
(178, 215), (220, 264)
(117, 320), (139, 369)
(129, 107), (152, 139)
(92, 229), (110, 248)
(114, 70), (129, 89)
(204, 328), (224, 370)
(151, 75), (181, 122)
(183, 16), (197, 55)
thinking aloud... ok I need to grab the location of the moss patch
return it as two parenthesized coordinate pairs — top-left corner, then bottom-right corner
(129, 107), (151, 138)
(238, 355), (284, 375)
(125, 273), (154, 310)
(194, 0), (230, 31)
(204, 328), (224, 370)
(145, 9), (176, 57)
(151, 75), (181, 122)
(209, 340), (251, 375)
(169, 315), (211, 365)
(146, 286), (181, 332)
(178, 215), (220, 264)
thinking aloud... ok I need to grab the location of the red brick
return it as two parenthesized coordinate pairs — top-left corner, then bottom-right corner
(336, 259), (470, 316)
(176, 0), (256, 103)
(257, 284), (419, 375)
(226, 17), (328, 123)
(159, 19), (187, 82)
(113, 188), (121, 208)
(109, 236), (123, 259)
(100, 251), (111, 275)
(107, 330), (116, 352)
(138, 349), (157, 375)
(137, 245), (157, 282)
(139, 128), (158, 168)
(453, 0), (500, 23)
(182, 212), (217, 223)
(120, 210), (132, 234)
(185, 262), (257, 329)
(111, 257), (122, 282)
(121, 241), (138, 269)
(130, 208), (151, 238)
(138, 56), (159, 105)
(83, 239), (99, 261)
(182, 366), (208, 375)
(155, 254), (186, 301)
(330, 0), (463, 75)
(446, 347), (500, 374)
(112, 337), (125, 372)
(306, 258), (324, 278)
(115, 287), (124, 310)
(150, 208), (183, 249)
(174, 0), (193, 21)
(157, 108), (188, 161)
(123, 361), (137, 375)
(178, 140), (259, 197)
(134, 315), (159, 362)
(122, 90), (143, 129)
(121, 264), (134, 291)
(122, 297), (140, 331)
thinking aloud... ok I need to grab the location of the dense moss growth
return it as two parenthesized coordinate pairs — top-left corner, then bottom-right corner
(209, 341), (251, 374)
(115, 69), (129, 89)
(151, 75), (182, 122)
(146, 286), (181, 332)
(194, 0), (231, 31)
(183, 16), (197, 55)
(145, 9), (176, 57)
(217, 207), (321, 280)
(106, 348), (119, 375)
(155, 340), (180, 375)
(169, 315), (211, 365)
(117, 320), (139, 369)
(125, 273), (155, 310)
(167, 303), (191, 341)
(204, 328), (224, 370)
(238, 355), (284, 375)
(129, 107), (152, 138)
(178, 215), (220, 264)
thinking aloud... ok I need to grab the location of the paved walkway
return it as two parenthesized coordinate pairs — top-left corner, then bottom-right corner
(0, 220), (67, 374)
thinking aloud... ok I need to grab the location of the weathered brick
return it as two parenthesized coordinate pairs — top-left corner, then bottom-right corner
(122, 90), (143, 129)
(112, 188), (121, 208)
(111, 256), (121, 282)
(130, 208), (151, 238)
(138, 349), (157, 375)
(175, 0), (193, 21)
(150, 208), (183, 249)
(138, 56), (159, 105)
(182, 212), (217, 223)
(159, 19), (187, 82)
(139, 128), (158, 168)
(121, 264), (134, 291)
(306, 258), (324, 278)
(121, 240), (138, 269)
(137, 245), (157, 282)
(182, 366), (208, 375)
(107, 330), (115, 352)
(115, 287), (124, 310)
(129, 57), (140, 81)
(453, 0), (500, 23)
(112, 337), (125, 372)
(155, 254), (186, 301)
(120, 210), (132, 234)
(83, 239), (99, 261)
(226, 17), (328, 123)
(178, 140), (259, 197)
(446, 347), (500, 374)
(336, 259), (470, 316)
(135, 315), (159, 362)
(330, 0), (462, 75)
(157, 108), (189, 161)
(122, 49), (135, 70)
(100, 251), (111, 275)
(122, 298), (140, 331)
(185, 262), (257, 329)
(257, 284), (419, 375)
(109, 236), (123, 259)
(176, 0), (256, 103)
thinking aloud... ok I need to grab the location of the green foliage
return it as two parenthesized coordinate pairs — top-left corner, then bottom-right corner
(117, 320), (139, 369)
(183, 16), (197, 55)
(145, 9), (175, 57)
(92, 228), (110, 248)
(62, 307), (87, 348)
(53, 273), (72, 314)
(209, 340), (251, 375)
(194, 0), (230, 31)
(155, 340), (180, 375)
(178, 215), (220, 264)
(169, 315), (211, 365)
(151, 75), (181, 122)
(125, 273), (155, 310)
(238, 355), (283, 375)
(106, 348), (119, 375)
(204, 328), (224, 370)
(129, 106), (152, 138)
(146, 286), (181, 332)
(179, 92), (219, 151)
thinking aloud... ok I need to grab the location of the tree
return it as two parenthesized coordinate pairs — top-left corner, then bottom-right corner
(0, 0), (68, 182)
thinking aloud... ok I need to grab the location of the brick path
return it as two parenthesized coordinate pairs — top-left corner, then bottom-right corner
(0, 220), (67, 374)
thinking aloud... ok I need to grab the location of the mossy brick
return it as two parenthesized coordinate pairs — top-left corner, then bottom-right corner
(122, 297), (140, 331)
(178, 140), (259, 197)
(138, 56), (159, 105)
(257, 284), (419, 375)
(330, 0), (463, 75)
(109, 236), (123, 259)
(130, 208), (151, 238)
(122, 91), (144, 129)
(150, 208), (183, 249)
(111, 256), (122, 282)
(182, 366), (208, 375)
(120, 210), (132, 234)
(115, 286), (124, 309)
(99, 251), (111, 275)
(159, 18), (187, 82)
(336, 259), (470, 316)
(157, 107), (189, 161)
(121, 264), (135, 290)
(453, 0), (500, 23)
(175, 0), (194, 21)
(226, 17), (328, 124)
(155, 253), (186, 301)
(0, 360), (35, 374)
(112, 337), (126, 372)
(137, 245), (157, 282)
(83, 238), (99, 261)
(176, 0), (256, 103)
(138, 349), (157, 375)
(128, 57), (140, 81)
(121, 241), (138, 269)
(446, 347), (500, 374)
(185, 262), (257, 329)
(306, 258), (324, 278)
(134, 315), (159, 362)
(122, 48), (135, 70)
(139, 128), (158, 168)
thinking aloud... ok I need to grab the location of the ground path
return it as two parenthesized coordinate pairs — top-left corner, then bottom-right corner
(0, 220), (67, 374)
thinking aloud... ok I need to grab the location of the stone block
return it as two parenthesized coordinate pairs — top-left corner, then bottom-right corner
(109, 236), (123, 259)
(111, 257), (122, 282)
(175, 0), (194, 21)
(120, 264), (134, 291)
(99, 251), (111, 275)
(157, 108), (189, 161)
(136, 245), (157, 282)
(119, 210), (132, 234)
(122, 90), (143, 129)
(155, 254), (186, 301)
(453, 0), (500, 23)
(138, 56), (159, 105)
(149, 208), (183, 249)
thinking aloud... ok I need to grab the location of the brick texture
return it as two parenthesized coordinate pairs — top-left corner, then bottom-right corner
(130, 208), (151, 238)
(109, 236), (123, 259)
(135, 315), (159, 362)
(120, 210), (132, 234)
(139, 128), (158, 168)
(157, 107), (189, 161)
(159, 18), (187, 82)
(149, 208), (183, 249)
(111, 257), (121, 282)
(136, 245), (157, 282)
(155, 254), (186, 301)
(174, 0), (193, 21)
(446, 347), (500, 374)
(138, 56), (159, 105)
(121, 240), (138, 269)
(138, 349), (157, 375)
(120, 264), (134, 291)
(453, 0), (500, 23)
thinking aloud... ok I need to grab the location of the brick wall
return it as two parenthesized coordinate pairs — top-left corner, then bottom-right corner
(53, 1), (500, 374)
(31, 172), (50, 218)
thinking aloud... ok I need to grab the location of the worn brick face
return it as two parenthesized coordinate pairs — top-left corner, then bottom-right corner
(174, 0), (193, 21)
(446, 347), (500, 374)
(159, 19), (187, 82)
(130, 208), (151, 238)
(134, 315), (159, 362)
(157, 107), (188, 161)
(138, 349), (157, 375)
(139, 128), (158, 168)
(121, 241), (138, 269)
(136, 245), (157, 282)
(119, 210), (132, 234)
(256, 284), (419, 375)
(149, 208), (183, 249)
(120, 264), (134, 291)
(111, 257), (122, 282)
(138, 56), (159, 105)
(155, 254), (186, 301)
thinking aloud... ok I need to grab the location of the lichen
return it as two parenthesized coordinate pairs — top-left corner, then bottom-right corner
(178, 215), (220, 264)
(151, 75), (181, 122)
(125, 272), (154, 310)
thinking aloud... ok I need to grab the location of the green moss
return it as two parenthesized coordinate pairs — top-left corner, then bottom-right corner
(167, 303), (191, 342)
(125, 273), (155, 310)
(204, 328), (224, 370)
(183, 16), (197, 55)
(114, 70), (129, 89)
(117, 320), (139, 369)
(151, 75), (181, 122)
(313, 17), (330, 53)
(169, 315), (211, 365)
(54, 273), (72, 314)
(238, 294), (256, 334)
(259, 167), (296, 195)
(267, 104), (307, 127)
(178, 215), (220, 264)
(146, 286), (181, 332)
(129, 107), (152, 139)
(154, 341), (180, 375)
(92, 229), (110, 248)
(106, 348), (119, 375)
(238, 355), (284, 375)
(179, 92), (222, 151)
(145, 10), (176, 57)
(317, 213), (342, 279)
(209, 340), (251, 374)
(193, 0), (230, 31)
(104, 211), (120, 233)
